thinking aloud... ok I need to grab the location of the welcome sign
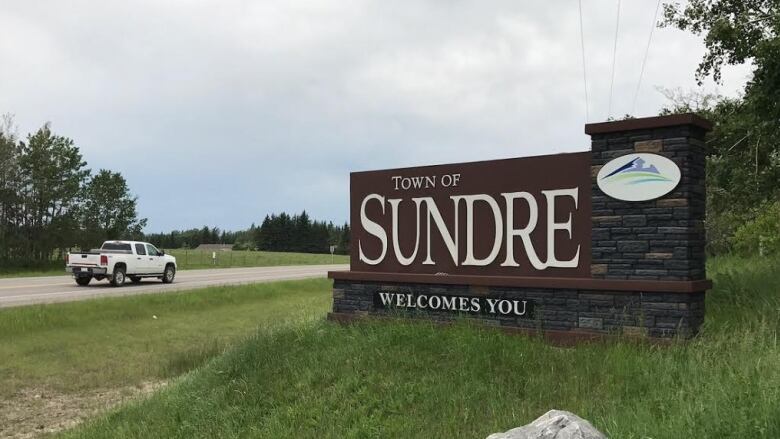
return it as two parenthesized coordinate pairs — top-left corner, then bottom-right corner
(350, 152), (592, 277)
(331, 114), (713, 341)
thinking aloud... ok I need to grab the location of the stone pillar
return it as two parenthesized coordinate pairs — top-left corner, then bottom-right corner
(583, 114), (712, 338)
(586, 114), (711, 281)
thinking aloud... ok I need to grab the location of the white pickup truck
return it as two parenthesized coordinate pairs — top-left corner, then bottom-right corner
(66, 240), (177, 287)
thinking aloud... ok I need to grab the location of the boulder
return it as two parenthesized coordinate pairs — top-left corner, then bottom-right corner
(486, 410), (607, 439)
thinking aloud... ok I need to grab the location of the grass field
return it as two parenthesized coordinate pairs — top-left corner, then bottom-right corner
(166, 249), (348, 270)
(0, 260), (64, 278)
(0, 279), (332, 437)
(0, 250), (348, 278)
(0, 279), (331, 398)
(2, 256), (780, 438)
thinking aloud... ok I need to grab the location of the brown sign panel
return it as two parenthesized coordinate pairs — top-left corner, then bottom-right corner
(350, 152), (592, 278)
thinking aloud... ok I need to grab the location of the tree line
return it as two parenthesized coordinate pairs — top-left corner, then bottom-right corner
(660, 0), (780, 255)
(143, 226), (253, 250)
(0, 116), (145, 268)
(254, 212), (350, 254)
(143, 212), (351, 255)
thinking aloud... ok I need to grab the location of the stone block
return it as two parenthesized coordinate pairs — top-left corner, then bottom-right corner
(617, 241), (649, 252)
(578, 317), (604, 330)
(634, 139), (663, 152)
(622, 215), (647, 227)
(645, 252), (673, 259)
(590, 264), (608, 275)
(634, 269), (668, 277)
(657, 198), (688, 207)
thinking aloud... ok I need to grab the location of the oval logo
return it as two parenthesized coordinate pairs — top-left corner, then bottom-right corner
(597, 153), (681, 201)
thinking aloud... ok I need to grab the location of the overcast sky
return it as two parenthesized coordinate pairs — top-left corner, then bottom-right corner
(0, 1), (753, 232)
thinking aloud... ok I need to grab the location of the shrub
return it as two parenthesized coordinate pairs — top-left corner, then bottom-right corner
(730, 201), (780, 256)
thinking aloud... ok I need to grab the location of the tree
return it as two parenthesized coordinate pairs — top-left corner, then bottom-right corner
(337, 222), (351, 255)
(661, 1), (780, 253)
(662, 1), (780, 133)
(17, 124), (90, 260)
(80, 169), (147, 249)
(253, 212), (345, 254)
(0, 114), (21, 260)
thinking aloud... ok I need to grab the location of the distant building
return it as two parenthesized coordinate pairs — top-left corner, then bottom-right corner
(195, 244), (233, 252)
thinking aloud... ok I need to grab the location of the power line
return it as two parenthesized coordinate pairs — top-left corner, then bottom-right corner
(632, 0), (662, 115)
(578, 0), (589, 122)
(607, 0), (621, 119)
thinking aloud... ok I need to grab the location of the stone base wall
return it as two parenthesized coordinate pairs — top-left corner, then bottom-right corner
(333, 280), (705, 339)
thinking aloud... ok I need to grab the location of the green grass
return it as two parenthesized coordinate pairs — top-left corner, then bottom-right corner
(167, 249), (348, 270)
(0, 250), (348, 278)
(0, 279), (332, 398)
(0, 269), (68, 279)
(2, 256), (779, 437)
(0, 260), (66, 278)
(53, 256), (780, 439)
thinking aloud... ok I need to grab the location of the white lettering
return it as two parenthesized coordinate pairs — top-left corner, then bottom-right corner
(456, 194), (503, 266)
(361, 187), (581, 271)
(442, 296), (456, 310)
(358, 194), (387, 265)
(388, 198), (423, 265)
(419, 197), (459, 266)
(501, 192), (546, 270)
(542, 188), (580, 268)
(470, 297), (481, 312)
(513, 300), (528, 316)
(486, 298), (499, 313)
(458, 296), (470, 312)
(379, 292), (395, 306)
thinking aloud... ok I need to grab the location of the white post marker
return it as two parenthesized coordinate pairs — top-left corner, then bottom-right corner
(330, 245), (336, 263)
(212, 251), (216, 265)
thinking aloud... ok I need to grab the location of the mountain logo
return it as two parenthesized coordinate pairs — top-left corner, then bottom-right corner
(596, 153), (681, 201)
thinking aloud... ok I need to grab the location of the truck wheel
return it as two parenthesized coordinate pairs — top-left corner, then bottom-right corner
(130, 276), (141, 284)
(75, 276), (91, 286)
(162, 264), (175, 284)
(110, 266), (126, 287)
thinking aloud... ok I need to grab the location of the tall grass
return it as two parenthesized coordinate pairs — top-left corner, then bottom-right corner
(61, 256), (780, 438)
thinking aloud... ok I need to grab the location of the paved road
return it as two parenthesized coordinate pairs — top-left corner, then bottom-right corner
(0, 264), (348, 308)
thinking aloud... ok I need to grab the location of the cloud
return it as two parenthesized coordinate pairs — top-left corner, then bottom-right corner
(0, 0), (753, 231)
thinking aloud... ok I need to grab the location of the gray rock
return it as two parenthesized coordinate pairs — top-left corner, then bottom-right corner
(486, 410), (607, 439)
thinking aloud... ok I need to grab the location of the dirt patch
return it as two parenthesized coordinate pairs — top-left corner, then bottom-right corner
(0, 381), (166, 439)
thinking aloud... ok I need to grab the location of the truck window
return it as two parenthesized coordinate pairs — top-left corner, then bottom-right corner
(146, 244), (159, 256)
(102, 242), (132, 251)
(135, 244), (146, 255)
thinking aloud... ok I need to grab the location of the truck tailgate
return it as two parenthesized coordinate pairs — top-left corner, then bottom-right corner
(68, 253), (102, 267)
